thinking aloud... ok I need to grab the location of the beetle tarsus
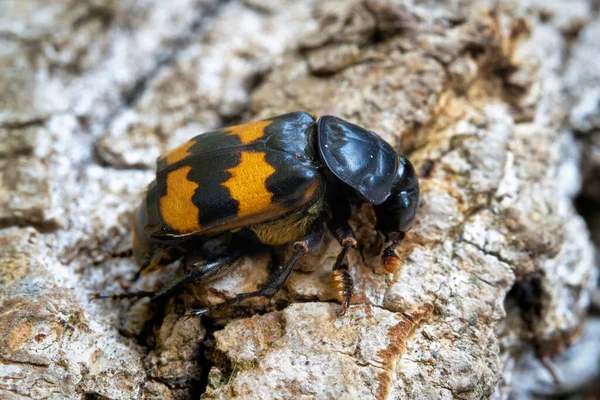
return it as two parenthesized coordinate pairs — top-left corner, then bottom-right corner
(326, 219), (356, 315)
(381, 233), (405, 273)
(381, 242), (401, 273)
(330, 267), (353, 316)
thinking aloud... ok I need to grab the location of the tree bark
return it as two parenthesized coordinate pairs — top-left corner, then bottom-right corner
(0, 0), (598, 399)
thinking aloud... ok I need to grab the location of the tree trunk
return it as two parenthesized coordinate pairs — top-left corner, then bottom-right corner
(0, 0), (598, 399)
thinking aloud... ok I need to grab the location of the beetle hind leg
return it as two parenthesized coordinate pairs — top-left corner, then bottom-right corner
(188, 226), (324, 317)
(151, 249), (243, 302)
(93, 291), (155, 300)
(93, 249), (243, 303)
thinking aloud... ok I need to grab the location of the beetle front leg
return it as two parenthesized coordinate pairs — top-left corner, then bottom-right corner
(188, 226), (324, 317)
(327, 218), (356, 316)
(381, 231), (405, 273)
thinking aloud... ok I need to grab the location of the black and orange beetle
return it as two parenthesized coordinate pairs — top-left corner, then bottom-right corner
(100, 112), (419, 315)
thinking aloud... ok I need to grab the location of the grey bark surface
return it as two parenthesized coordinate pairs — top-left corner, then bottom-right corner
(0, 0), (598, 399)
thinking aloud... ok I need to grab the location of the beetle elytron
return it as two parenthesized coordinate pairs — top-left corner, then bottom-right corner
(100, 112), (419, 315)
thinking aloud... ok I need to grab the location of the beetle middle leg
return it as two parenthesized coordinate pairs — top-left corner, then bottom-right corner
(327, 218), (356, 316)
(188, 226), (324, 317)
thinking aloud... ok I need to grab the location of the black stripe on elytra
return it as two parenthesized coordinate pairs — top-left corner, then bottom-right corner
(187, 151), (240, 228)
(154, 129), (242, 232)
(186, 129), (241, 228)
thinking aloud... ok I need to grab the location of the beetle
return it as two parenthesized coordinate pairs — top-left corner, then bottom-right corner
(99, 112), (419, 316)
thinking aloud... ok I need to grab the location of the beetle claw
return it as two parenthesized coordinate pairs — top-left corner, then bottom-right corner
(336, 294), (352, 316)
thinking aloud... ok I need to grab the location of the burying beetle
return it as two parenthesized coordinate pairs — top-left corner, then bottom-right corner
(98, 112), (419, 316)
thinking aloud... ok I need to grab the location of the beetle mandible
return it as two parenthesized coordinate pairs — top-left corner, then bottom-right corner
(100, 112), (419, 316)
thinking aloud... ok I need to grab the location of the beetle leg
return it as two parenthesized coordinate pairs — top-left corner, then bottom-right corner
(140, 248), (177, 276)
(326, 206), (357, 266)
(151, 249), (243, 301)
(93, 291), (156, 300)
(329, 266), (353, 316)
(111, 248), (133, 258)
(188, 227), (324, 317)
(327, 218), (356, 315)
(93, 249), (243, 302)
(381, 231), (405, 273)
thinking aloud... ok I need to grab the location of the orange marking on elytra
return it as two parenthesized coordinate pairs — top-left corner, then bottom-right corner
(221, 151), (276, 218)
(226, 120), (272, 144)
(159, 166), (201, 233)
(161, 140), (196, 165)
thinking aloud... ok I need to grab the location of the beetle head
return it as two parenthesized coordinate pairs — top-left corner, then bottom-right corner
(373, 155), (419, 239)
